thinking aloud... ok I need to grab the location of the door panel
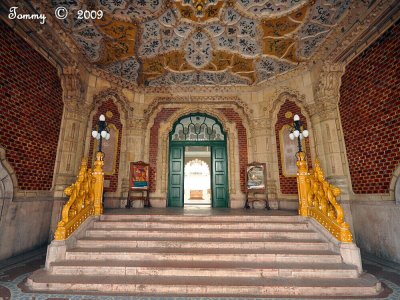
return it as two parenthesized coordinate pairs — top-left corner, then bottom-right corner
(212, 145), (228, 208)
(168, 146), (184, 207)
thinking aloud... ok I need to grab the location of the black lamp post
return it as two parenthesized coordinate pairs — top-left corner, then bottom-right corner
(91, 114), (110, 152)
(289, 114), (309, 153)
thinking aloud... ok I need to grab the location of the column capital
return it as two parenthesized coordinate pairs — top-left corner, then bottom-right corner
(315, 62), (346, 105)
(308, 102), (338, 120)
(60, 66), (83, 111)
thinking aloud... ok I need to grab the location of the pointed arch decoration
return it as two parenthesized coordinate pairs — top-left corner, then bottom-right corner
(87, 98), (123, 193)
(274, 98), (312, 195)
(170, 114), (226, 142)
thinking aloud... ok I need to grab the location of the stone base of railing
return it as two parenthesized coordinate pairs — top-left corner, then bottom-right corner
(308, 218), (362, 273)
(45, 216), (99, 269)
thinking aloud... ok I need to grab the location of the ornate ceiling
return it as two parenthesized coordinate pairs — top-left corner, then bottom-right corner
(51, 0), (350, 86)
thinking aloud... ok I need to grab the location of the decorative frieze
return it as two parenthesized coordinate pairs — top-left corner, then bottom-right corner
(144, 96), (252, 124)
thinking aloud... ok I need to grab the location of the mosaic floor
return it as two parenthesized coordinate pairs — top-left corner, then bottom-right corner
(0, 246), (399, 300)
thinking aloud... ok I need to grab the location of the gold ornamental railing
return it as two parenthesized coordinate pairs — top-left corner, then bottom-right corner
(296, 152), (353, 243)
(54, 152), (104, 240)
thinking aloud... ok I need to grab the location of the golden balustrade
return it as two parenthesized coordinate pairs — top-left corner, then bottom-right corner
(54, 152), (104, 240)
(296, 152), (353, 243)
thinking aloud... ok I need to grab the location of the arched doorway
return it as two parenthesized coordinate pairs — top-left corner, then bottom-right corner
(168, 113), (229, 208)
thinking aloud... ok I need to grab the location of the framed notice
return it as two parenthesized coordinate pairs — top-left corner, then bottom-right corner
(246, 162), (266, 192)
(129, 161), (149, 190)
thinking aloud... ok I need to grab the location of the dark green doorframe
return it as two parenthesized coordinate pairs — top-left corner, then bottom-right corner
(167, 113), (229, 208)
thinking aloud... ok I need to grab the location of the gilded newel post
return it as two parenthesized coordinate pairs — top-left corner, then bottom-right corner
(296, 151), (309, 217)
(93, 151), (104, 215)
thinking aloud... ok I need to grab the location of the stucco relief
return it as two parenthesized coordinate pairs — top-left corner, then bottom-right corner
(315, 62), (346, 103)
(327, 0), (397, 63)
(144, 96), (253, 124)
(91, 88), (133, 120)
(266, 89), (308, 119)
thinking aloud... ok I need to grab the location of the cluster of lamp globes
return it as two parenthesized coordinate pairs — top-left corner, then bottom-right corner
(288, 114), (309, 141)
(91, 114), (111, 141)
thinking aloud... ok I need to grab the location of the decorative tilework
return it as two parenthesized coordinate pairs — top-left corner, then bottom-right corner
(49, 0), (351, 85)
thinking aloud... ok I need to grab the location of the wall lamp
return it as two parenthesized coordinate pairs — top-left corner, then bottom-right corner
(91, 114), (110, 152)
(288, 114), (309, 153)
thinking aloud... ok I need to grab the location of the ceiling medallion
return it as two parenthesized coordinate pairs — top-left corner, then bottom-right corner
(192, 0), (209, 15)
(51, 0), (352, 86)
(179, 0), (222, 19)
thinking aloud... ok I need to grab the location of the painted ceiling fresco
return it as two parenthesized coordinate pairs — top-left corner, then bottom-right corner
(51, 0), (350, 86)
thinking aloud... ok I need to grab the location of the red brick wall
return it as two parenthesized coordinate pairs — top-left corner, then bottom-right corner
(275, 100), (311, 194)
(217, 108), (248, 192)
(339, 22), (400, 194)
(88, 99), (122, 192)
(148, 108), (248, 193)
(0, 20), (63, 190)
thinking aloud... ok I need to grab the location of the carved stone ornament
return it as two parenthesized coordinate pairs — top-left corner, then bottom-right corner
(266, 88), (307, 119)
(144, 96), (252, 124)
(91, 88), (133, 120)
(1, 0), (78, 67)
(128, 119), (146, 130)
(307, 102), (338, 120)
(251, 119), (269, 130)
(326, 0), (399, 63)
(315, 63), (346, 103)
(60, 67), (82, 102)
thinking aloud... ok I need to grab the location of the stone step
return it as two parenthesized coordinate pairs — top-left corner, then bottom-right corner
(76, 237), (329, 250)
(93, 220), (310, 230)
(100, 214), (303, 223)
(27, 270), (381, 297)
(66, 247), (342, 263)
(50, 260), (358, 278)
(85, 228), (320, 240)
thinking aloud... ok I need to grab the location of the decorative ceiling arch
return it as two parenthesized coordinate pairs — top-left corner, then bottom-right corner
(50, 0), (351, 86)
(91, 88), (133, 120)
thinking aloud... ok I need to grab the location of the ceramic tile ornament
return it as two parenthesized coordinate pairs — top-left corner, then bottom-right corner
(50, 0), (352, 85)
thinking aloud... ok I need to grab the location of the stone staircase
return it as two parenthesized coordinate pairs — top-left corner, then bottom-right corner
(27, 213), (381, 297)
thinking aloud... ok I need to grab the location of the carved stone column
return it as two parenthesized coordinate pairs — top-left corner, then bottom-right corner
(250, 119), (278, 208)
(53, 67), (87, 199)
(310, 62), (354, 230)
(311, 63), (352, 195)
(120, 118), (146, 206)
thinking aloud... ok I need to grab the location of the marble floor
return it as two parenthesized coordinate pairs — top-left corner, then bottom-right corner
(0, 208), (399, 299)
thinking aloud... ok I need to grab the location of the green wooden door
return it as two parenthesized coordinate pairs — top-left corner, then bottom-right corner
(168, 145), (184, 207)
(212, 145), (228, 208)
